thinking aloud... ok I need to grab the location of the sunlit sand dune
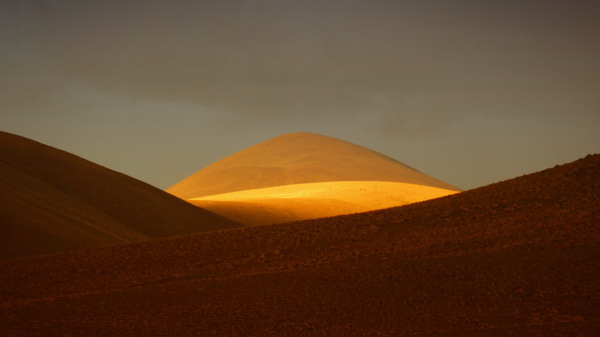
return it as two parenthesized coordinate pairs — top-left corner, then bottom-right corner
(190, 181), (458, 226)
(168, 132), (460, 199)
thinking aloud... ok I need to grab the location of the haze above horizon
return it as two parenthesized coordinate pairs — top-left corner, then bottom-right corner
(1, 0), (598, 190)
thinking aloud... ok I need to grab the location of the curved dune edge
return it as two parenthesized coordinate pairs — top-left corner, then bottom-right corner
(168, 132), (461, 199)
(188, 181), (459, 226)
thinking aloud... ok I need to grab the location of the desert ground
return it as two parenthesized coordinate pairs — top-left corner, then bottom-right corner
(0, 128), (598, 336)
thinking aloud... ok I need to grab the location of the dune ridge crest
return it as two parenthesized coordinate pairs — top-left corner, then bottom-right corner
(190, 180), (458, 226)
(168, 132), (460, 199)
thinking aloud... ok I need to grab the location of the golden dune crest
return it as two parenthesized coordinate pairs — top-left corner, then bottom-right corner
(189, 181), (459, 226)
(168, 132), (460, 200)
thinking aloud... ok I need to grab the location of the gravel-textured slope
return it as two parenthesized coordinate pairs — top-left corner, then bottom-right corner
(0, 154), (598, 336)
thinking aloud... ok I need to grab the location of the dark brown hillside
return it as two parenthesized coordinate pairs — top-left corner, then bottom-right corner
(0, 131), (241, 259)
(0, 161), (146, 258)
(0, 154), (598, 336)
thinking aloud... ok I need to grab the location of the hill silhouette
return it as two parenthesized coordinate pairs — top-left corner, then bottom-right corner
(1, 154), (597, 336)
(0, 131), (241, 259)
(167, 132), (460, 199)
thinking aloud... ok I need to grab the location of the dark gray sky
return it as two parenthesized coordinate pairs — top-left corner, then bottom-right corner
(1, 0), (599, 190)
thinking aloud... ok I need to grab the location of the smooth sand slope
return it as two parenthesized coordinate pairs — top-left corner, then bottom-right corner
(168, 132), (460, 199)
(1, 155), (598, 336)
(170, 132), (460, 225)
(0, 131), (241, 259)
(190, 181), (459, 226)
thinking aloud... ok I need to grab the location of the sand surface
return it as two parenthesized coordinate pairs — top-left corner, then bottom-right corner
(0, 131), (241, 259)
(190, 181), (459, 225)
(1, 154), (598, 336)
(168, 132), (460, 199)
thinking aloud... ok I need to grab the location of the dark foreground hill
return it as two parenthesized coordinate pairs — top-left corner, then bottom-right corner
(0, 131), (240, 259)
(0, 154), (598, 336)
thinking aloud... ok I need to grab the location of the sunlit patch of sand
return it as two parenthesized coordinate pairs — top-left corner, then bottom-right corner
(168, 132), (461, 199)
(189, 181), (459, 226)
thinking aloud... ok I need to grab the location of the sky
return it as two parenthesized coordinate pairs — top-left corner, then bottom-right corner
(1, 0), (599, 190)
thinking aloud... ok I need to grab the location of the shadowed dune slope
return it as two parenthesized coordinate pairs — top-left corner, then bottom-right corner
(167, 132), (460, 199)
(1, 155), (598, 336)
(190, 181), (459, 226)
(0, 131), (241, 259)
